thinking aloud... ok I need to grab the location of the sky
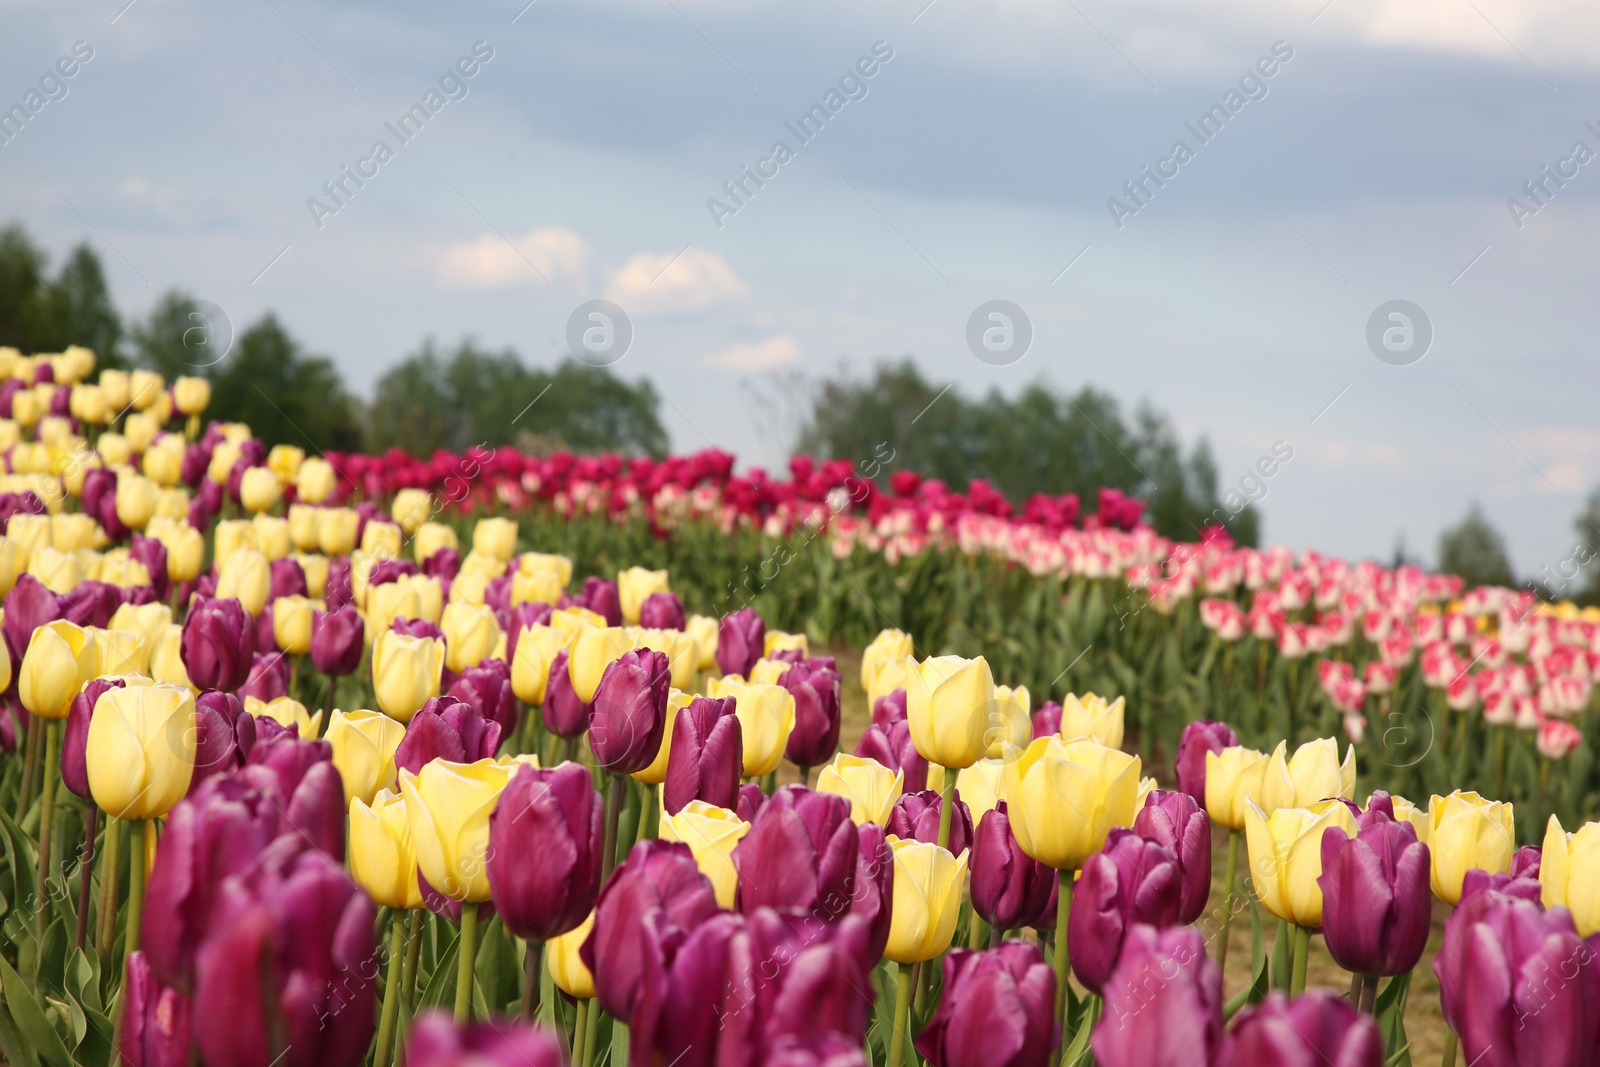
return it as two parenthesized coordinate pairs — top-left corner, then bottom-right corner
(2, 0), (1598, 580)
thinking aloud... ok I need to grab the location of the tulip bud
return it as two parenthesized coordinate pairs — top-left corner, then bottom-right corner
(1069, 828), (1182, 994)
(542, 648), (593, 739)
(1245, 799), (1358, 927)
(588, 647), (670, 775)
(707, 675), (796, 778)
(1539, 814), (1600, 936)
(404, 1013), (567, 1067)
(372, 627), (444, 723)
(1428, 790), (1515, 904)
(906, 655), (997, 771)
(855, 718), (932, 793)
(348, 789), (425, 910)
(1226, 991), (1383, 1067)
(639, 591), (685, 630)
(1173, 720), (1239, 803)
(734, 785), (857, 915)
(86, 682), (196, 819)
(325, 708), (406, 806)
(663, 695), (742, 815)
(915, 944), (1057, 1067)
(122, 951), (194, 1067)
(547, 912), (596, 999)
(884, 837), (967, 964)
(399, 757), (515, 903)
(1134, 790), (1212, 924)
(310, 606), (363, 677)
(1004, 737), (1141, 870)
(862, 628), (915, 705)
(716, 607), (765, 679)
(818, 753), (905, 825)
(781, 660), (842, 769)
(888, 788), (973, 857)
(446, 658), (516, 738)
(971, 802), (1054, 932)
(1091, 924), (1223, 1067)
(1318, 817), (1431, 976)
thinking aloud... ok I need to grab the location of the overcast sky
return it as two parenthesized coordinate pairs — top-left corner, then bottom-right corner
(3, 0), (1598, 579)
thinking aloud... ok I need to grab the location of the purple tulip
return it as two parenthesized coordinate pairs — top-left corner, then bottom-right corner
(62, 677), (126, 799)
(189, 690), (256, 790)
(488, 763), (603, 941)
(63, 579), (124, 629)
(1031, 700), (1062, 739)
(501, 602), (554, 661)
(1135, 790), (1212, 924)
(1091, 924), (1223, 1067)
(579, 576), (623, 628)
(716, 608), (765, 678)
(1511, 844), (1542, 881)
(324, 558), (353, 612)
(83, 468), (127, 542)
(422, 548), (460, 584)
(783, 661), (842, 769)
(390, 616), (444, 642)
(1225, 992), (1383, 1067)
(368, 558), (417, 588)
(269, 557), (307, 600)
(122, 952), (192, 1067)
(236, 650), (290, 703)
(639, 591), (686, 631)
(734, 785), (857, 916)
(915, 943), (1057, 1067)
(870, 689), (907, 727)
(663, 695), (742, 815)
(484, 575), (515, 618)
(130, 535), (170, 601)
(888, 789), (972, 858)
(447, 658), (517, 737)
(2, 573), (63, 662)
(394, 696), (504, 776)
(581, 839), (721, 1021)
(181, 443), (210, 487)
(1435, 879), (1600, 1067)
(1069, 828), (1182, 995)
(182, 597), (256, 692)
(630, 910), (743, 1067)
(192, 836), (377, 1067)
(143, 777), (287, 992)
(542, 649), (593, 738)
(310, 607), (364, 677)
(589, 648), (670, 775)
(0, 490), (44, 532)
(851, 824), (896, 962)
(403, 1013), (566, 1067)
(1174, 720), (1239, 803)
(764, 1035), (870, 1067)
(854, 719), (931, 793)
(736, 782), (768, 823)
(1318, 818), (1431, 977)
(970, 802), (1055, 932)
(240, 733), (345, 862)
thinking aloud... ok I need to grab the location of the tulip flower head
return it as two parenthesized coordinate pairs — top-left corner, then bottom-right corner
(324, 708), (406, 805)
(372, 627), (445, 723)
(1244, 798), (1358, 928)
(971, 802), (1055, 932)
(588, 647), (671, 775)
(707, 674), (796, 778)
(1540, 814), (1600, 937)
(817, 753), (905, 825)
(1428, 790), (1515, 904)
(348, 788), (425, 909)
(399, 757), (515, 903)
(906, 654), (998, 771)
(1057, 691), (1123, 749)
(659, 800), (751, 908)
(85, 682), (197, 820)
(1091, 924), (1223, 1067)
(885, 836), (969, 964)
(662, 694), (742, 814)
(487, 762), (604, 940)
(1318, 815), (1431, 976)
(915, 943), (1058, 1067)
(1004, 736), (1142, 870)
(19, 618), (98, 719)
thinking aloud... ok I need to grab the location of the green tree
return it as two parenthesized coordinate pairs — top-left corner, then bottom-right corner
(0, 225), (47, 348)
(1438, 503), (1515, 588)
(130, 290), (233, 380)
(201, 314), (363, 452)
(0, 223), (127, 367)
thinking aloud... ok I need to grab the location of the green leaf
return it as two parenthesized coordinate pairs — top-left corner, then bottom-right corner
(1268, 919), (1291, 993)
(42, 994), (84, 1048)
(1248, 900), (1269, 1006)
(0, 953), (75, 1067)
(418, 929), (461, 1010)
(0, 996), (38, 1067)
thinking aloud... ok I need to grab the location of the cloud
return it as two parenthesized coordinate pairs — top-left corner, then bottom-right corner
(437, 227), (589, 288)
(704, 335), (800, 371)
(606, 247), (748, 315)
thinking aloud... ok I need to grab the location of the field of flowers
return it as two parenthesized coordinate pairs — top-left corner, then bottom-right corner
(0, 347), (1594, 1067)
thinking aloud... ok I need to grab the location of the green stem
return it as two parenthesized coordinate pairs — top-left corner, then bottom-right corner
(1055, 867), (1074, 1025)
(796, 764), (810, 788)
(888, 961), (913, 1067)
(573, 999), (590, 1067)
(1289, 924), (1310, 996)
(1358, 973), (1377, 1015)
(126, 819), (151, 957)
(581, 991), (600, 1067)
(74, 805), (97, 952)
(402, 908), (423, 1017)
(35, 720), (60, 959)
(520, 938), (543, 1019)
(96, 815), (123, 969)
(1441, 1028), (1458, 1067)
(1216, 829), (1240, 980)
(936, 766), (956, 853)
(374, 912), (405, 1067)
(454, 902), (479, 1023)
(15, 713), (40, 827)
(602, 774), (625, 880)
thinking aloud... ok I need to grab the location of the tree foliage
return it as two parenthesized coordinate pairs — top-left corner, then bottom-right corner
(0, 224), (126, 366)
(1438, 503), (1515, 588)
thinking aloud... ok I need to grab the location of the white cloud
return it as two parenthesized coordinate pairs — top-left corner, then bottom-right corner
(436, 227), (589, 288)
(606, 247), (748, 315)
(704, 335), (800, 371)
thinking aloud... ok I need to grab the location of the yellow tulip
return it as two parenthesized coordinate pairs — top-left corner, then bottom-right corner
(659, 800), (750, 907)
(296, 457), (337, 504)
(327, 709), (407, 805)
(128, 370), (164, 410)
(85, 682), (195, 819)
(617, 566), (670, 624)
(149, 623), (196, 691)
(986, 684), (1032, 758)
(1244, 799), (1358, 927)
(1205, 745), (1277, 830)
(20, 619), (98, 719)
(631, 627), (698, 691)
(366, 579), (423, 639)
(953, 760), (1002, 825)
(510, 624), (570, 706)
(161, 524), (206, 583)
(70, 384), (108, 425)
(29, 545), (80, 593)
(266, 444), (304, 485)
(440, 601), (501, 674)
(216, 549), (271, 616)
(744, 658), (790, 687)
(391, 489), (433, 536)
(51, 512), (98, 553)
(1004, 736), (1142, 870)
(633, 690), (692, 785)
(100, 369), (131, 410)
(706, 676), (796, 777)
(142, 438), (184, 487)
(568, 626), (635, 704)
(1271, 737), (1357, 808)
(884, 837), (968, 964)
(8, 512), (50, 566)
(153, 488), (190, 524)
(172, 375), (211, 417)
(213, 519), (256, 561)
(764, 630), (809, 658)
(115, 473), (158, 530)
(373, 628), (444, 723)
(817, 754), (905, 825)
(1058, 692), (1124, 749)
(1429, 791), (1515, 904)
(550, 606), (603, 640)
(1541, 815), (1600, 937)
(414, 522), (458, 564)
(548, 912), (595, 999)
(0, 536), (22, 597)
(512, 567), (566, 609)
(296, 553), (329, 599)
(273, 595), (315, 654)
(93, 627), (149, 677)
(239, 467), (282, 514)
(518, 552), (573, 588)
(471, 517), (519, 562)
(318, 507), (360, 556)
(399, 758), (515, 902)
(449, 574), (489, 607)
(252, 514), (291, 561)
(287, 505), (320, 553)
(348, 789), (425, 910)
(905, 655), (996, 771)
(685, 614), (719, 672)
(460, 550), (507, 582)
(862, 629), (915, 703)
(362, 519), (403, 560)
(245, 695), (322, 740)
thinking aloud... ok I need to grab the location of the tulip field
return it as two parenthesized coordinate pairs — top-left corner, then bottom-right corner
(1, 350), (1599, 1067)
